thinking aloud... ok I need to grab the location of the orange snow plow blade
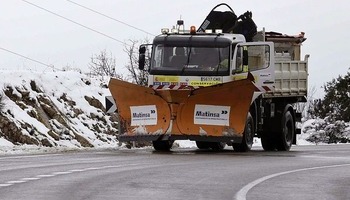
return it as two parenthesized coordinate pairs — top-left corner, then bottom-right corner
(108, 80), (171, 137)
(176, 78), (256, 137)
(108, 74), (257, 141)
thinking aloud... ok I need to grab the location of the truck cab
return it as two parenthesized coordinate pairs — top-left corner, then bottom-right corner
(142, 31), (275, 98)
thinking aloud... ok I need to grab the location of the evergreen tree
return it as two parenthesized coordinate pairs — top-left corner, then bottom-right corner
(312, 68), (350, 121)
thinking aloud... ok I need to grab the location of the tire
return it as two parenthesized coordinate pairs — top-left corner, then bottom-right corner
(196, 141), (211, 150)
(276, 111), (294, 151)
(152, 140), (174, 151)
(233, 112), (254, 152)
(261, 132), (276, 151)
(210, 142), (226, 151)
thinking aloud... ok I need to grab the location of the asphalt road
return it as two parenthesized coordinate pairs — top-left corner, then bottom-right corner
(0, 145), (350, 200)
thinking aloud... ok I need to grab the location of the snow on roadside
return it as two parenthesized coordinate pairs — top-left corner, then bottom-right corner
(0, 69), (120, 153)
(0, 137), (14, 147)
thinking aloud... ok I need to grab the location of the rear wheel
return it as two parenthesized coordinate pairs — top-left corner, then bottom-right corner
(276, 111), (294, 151)
(152, 140), (174, 151)
(196, 141), (211, 150)
(233, 112), (254, 152)
(261, 132), (276, 151)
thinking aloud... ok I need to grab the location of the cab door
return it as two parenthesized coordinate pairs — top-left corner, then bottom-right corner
(232, 42), (275, 94)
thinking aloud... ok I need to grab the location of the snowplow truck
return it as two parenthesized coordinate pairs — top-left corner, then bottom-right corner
(107, 3), (309, 151)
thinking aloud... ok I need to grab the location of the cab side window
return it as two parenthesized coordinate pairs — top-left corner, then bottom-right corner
(247, 45), (270, 71)
(235, 46), (243, 71)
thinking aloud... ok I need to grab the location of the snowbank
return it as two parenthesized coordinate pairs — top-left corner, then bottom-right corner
(0, 69), (119, 153)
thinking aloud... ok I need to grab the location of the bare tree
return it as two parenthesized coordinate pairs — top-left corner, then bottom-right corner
(89, 50), (124, 79)
(304, 85), (318, 119)
(0, 92), (4, 112)
(123, 39), (149, 86)
(89, 38), (150, 85)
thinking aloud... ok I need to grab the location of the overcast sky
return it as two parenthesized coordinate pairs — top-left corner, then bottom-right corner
(1, 0), (350, 98)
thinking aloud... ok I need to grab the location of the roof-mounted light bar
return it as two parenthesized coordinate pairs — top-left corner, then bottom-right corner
(215, 29), (223, 33)
(190, 26), (196, 34)
(205, 29), (223, 34)
(161, 28), (169, 34)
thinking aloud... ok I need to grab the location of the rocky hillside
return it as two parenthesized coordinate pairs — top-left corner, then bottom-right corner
(0, 70), (119, 149)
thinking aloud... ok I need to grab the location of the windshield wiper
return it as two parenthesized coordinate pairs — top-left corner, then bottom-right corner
(216, 48), (222, 75)
(180, 47), (192, 75)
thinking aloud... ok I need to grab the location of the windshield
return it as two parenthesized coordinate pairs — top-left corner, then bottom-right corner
(150, 45), (230, 76)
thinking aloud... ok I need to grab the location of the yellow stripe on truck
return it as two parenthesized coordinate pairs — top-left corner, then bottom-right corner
(190, 81), (222, 86)
(232, 75), (258, 81)
(154, 76), (179, 82)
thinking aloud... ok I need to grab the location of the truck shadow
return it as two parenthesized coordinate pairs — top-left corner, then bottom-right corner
(151, 147), (299, 157)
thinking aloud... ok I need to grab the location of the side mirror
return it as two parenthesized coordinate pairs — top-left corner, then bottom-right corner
(139, 54), (146, 70)
(138, 46), (146, 70)
(243, 49), (248, 66)
(139, 46), (146, 54)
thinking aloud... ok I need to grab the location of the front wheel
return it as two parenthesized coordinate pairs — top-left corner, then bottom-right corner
(152, 140), (174, 151)
(210, 142), (226, 151)
(196, 141), (226, 151)
(233, 112), (254, 152)
(196, 141), (211, 150)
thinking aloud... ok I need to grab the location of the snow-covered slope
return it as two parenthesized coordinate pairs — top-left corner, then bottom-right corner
(0, 69), (119, 153)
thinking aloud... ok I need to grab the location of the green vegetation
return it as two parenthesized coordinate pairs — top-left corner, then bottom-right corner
(306, 68), (350, 143)
(310, 68), (350, 122)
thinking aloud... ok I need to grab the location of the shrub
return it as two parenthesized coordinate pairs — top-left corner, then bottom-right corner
(304, 118), (350, 144)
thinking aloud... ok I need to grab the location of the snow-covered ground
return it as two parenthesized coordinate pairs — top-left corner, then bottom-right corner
(0, 69), (120, 153)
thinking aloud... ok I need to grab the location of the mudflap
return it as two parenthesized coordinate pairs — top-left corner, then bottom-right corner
(108, 75), (256, 142)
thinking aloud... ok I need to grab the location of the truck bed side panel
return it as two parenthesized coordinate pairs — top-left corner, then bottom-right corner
(264, 60), (308, 98)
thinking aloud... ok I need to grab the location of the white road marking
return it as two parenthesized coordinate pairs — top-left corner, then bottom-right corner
(99, 165), (126, 169)
(0, 154), (63, 160)
(0, 163), (141, 189)
(234, 163), (350, 200)
(0, 184), (13, 187)
(83, 167), (100, 171)
(7, 180), (27, 184)
(52, 171), (73, 175)
(69, 169), (86, 172)
(37, 174), (56, 178)
(21, 177), (41, 181)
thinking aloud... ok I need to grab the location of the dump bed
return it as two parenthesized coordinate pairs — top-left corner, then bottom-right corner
(254, 31), (309, 100)
(264, 54), (308, 98)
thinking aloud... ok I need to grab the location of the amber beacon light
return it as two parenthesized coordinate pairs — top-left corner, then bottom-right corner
(190, 26), (196, 34)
